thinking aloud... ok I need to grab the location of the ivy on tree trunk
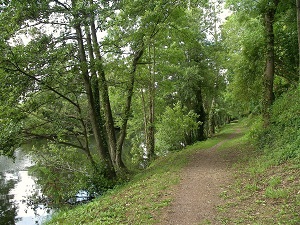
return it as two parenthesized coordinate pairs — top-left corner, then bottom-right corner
(262, 0), (279, 128)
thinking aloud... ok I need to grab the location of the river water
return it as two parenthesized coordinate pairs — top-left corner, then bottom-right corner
(0, 149), (52, 225)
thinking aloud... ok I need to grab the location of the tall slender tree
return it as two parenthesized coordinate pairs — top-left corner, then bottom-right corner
(262, 0), (280, 128)
(225, 0), (281, 127)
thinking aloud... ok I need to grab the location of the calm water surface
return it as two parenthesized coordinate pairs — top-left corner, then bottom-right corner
(0, 149), (52, 225)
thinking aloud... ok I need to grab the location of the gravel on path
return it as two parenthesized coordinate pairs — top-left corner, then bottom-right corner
(159, 130), (241, 225)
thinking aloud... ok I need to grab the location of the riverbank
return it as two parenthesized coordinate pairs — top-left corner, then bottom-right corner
(46, 120), (300, 224)
(46, 122), (241, 224)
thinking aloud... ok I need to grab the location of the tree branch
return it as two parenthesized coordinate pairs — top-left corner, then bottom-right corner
(2, 62), (79, 108)
(53, 0), (71, 11)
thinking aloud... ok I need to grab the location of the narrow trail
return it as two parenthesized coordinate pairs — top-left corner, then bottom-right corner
(159, 129), (241, 225)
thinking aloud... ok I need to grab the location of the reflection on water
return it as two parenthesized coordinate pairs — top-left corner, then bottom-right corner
(0, 149), (52, 225)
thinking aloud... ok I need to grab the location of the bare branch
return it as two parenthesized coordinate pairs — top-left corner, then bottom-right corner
(53, 0), (71, 11)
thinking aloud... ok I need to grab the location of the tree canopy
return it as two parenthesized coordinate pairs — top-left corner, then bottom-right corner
(0, 0), (299, 201)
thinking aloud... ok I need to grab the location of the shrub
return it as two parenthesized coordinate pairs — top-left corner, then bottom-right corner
(155, 102), (199, 155)
(29, 143), (114, 205)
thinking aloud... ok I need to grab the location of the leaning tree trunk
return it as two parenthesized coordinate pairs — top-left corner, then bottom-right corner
(262, 0), (279, 128)
(74, 22), (115, 178)
(116, 46), (144, 170)
(89, 7), (143, 174)
(89, 20), (119, 171)
(84, 25), (108, 154)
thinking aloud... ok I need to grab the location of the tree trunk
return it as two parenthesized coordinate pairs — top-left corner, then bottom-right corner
(89, 20), (118, 171)
(263, 1), (278, 128)
(195, 85), (206, 141)
(208, 98), (216, 137)
(89, 10), (143, 174)
(208, 3), (219, 137)
(147, 93), (155, 160)
(84, 25), (108, 154)
(73, 22), (115, 178)
(141, 88), (149, 157)
(116, 47), (144, 170)
(78, 103), (99, 171)
(297, 0), (300, 83)
(146, 44), (156, 161)
(84, 25), (112, 175)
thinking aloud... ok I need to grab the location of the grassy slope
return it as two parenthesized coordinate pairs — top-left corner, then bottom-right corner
(46, 120), (300, 224)
(46, 126), (229, 225)
(217, 119), (300, 224)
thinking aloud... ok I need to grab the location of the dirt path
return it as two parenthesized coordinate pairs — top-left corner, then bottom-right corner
(159, 129), (241, 225)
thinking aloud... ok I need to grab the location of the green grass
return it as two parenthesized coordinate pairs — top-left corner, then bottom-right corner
(217, 119), (300, 225)
(264, 187), (289, 199)
(46, 119), (300, 225)
(46, 124), (233, 225)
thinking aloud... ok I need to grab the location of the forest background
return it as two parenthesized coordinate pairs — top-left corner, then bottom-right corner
(0, 0), (299, 207)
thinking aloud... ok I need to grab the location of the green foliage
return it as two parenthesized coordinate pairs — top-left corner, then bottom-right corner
(217, 120), (300, 225)
(46, 124), (225, 225)
(266, 180), (291, 202)
(241, 88), (300, 166)
(155, 102), (199, 154)
(258, 88), (300, 164)
(0, 119), (22, 157)
(222, 13), (265, 116)
(29, 143), (115, 204)
(244, 116), (264, 144)
(223, 0), (299, 117)
(0, 0), (228, 175)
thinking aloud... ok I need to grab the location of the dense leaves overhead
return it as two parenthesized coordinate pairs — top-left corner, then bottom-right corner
(0, 0), (299, 200)
(0, 0), (221, 171)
